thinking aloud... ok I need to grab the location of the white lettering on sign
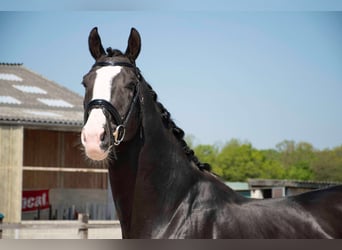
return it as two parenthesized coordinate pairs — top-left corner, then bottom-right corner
(22, 190), (50, 212)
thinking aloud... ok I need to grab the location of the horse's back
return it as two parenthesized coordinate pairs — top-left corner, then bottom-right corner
(203, 181), (342, 238)
(290, 185), (342, 238)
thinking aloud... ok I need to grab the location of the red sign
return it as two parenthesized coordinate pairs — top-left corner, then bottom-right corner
(22, 190), (50, 212)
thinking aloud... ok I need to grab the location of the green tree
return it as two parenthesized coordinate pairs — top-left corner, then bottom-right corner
(186, 135), (342, 182)
(275, 140), (315, 180)
(215, 139), (285, 181)
(259, 149), (286, 179)
(311, 145), (342, 182)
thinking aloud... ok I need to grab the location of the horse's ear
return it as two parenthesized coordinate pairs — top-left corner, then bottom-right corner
(125, 27), (141, 62)
(88, 27), (106, 60)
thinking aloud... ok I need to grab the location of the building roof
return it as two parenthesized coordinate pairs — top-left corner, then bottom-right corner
(0, 63), (83, 129)
(248, 179), (342, 189)
(225, 182), (249, 191)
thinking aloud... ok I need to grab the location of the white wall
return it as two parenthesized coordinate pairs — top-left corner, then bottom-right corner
(22, 188), (117, 220)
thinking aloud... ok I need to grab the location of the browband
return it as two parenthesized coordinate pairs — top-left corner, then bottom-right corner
(92, 61), (136, 68)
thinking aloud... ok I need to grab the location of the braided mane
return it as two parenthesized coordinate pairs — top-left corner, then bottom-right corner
(144, 81), (211, 172)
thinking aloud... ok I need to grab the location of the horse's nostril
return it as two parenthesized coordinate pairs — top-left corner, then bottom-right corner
(100, 130), (106, 142)
(81, 129), (87, 145)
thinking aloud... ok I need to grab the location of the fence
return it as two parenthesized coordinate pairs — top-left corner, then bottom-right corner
(0, 214), (122, 239)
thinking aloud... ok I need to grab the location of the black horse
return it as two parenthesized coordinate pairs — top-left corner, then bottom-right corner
(80, 27), (342, 238)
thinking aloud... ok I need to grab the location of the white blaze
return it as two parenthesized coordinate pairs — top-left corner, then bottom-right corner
(92, 66), (121, 101)
(82, 66), (122, 161)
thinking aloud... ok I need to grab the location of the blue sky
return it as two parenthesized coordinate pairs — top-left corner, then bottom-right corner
(1, 8), (342, 150)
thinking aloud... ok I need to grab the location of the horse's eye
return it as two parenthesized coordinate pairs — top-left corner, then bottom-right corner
(126, 82), (136, 90)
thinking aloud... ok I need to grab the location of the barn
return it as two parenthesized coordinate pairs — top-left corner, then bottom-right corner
(248, 179), (342, 198)
(0, 63), (115, 223)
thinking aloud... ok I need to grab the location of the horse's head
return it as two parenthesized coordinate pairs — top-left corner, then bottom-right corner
(81, 27), (142, 161)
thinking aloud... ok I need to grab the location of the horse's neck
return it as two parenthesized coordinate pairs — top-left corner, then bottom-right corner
(110, 81), (206, 238)
(130, 133), (199, 237)
(107, 132), (142, 238)
(125, 81), (201, 237)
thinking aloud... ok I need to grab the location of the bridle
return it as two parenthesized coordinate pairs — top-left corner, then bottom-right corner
(84, 60), (141, 146)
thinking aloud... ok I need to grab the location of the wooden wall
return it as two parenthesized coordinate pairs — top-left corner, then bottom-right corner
(22, 128), (107, 190)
